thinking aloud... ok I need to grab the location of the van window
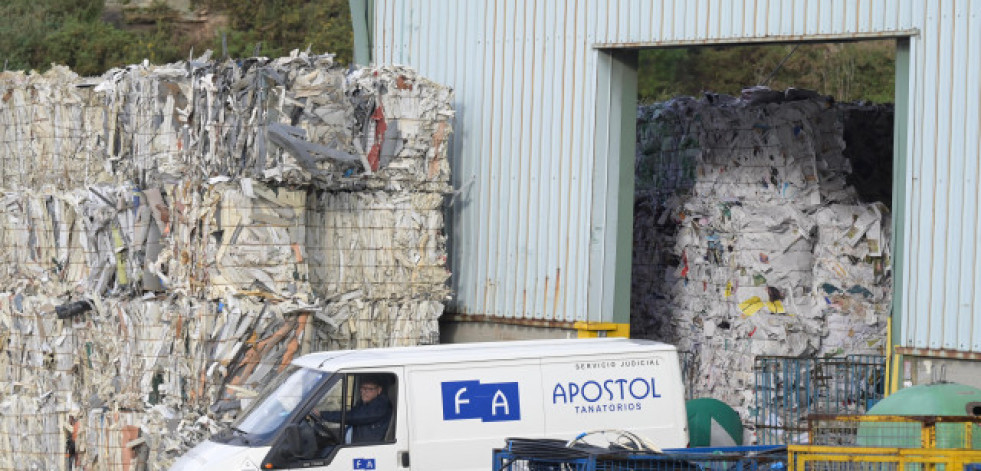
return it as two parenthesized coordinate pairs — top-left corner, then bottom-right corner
(228, 366), (329, 440)
(267, 373), (397, 466)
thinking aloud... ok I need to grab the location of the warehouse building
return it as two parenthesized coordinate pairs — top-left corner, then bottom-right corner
(350, 0), (981, 390)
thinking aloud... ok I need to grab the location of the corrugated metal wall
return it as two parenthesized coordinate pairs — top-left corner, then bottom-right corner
(901, 1), (981, 353)
(374, 0), (605, 323)
(369, 0), (981, 353)
(589, 0), (918, 45)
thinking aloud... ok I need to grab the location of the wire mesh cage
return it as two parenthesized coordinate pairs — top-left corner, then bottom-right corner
(805, 415), (981, 449)
(788, 415), (981, 471)
(789, 445), (981, 471)
(789, 453), (980, 471)
(754, 355), (886, 445)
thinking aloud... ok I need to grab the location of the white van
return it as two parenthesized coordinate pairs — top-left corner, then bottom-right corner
(169, 338), (688, 471)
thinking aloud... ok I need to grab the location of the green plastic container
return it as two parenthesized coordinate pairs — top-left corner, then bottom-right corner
(686, 398), (743, 447)
(857, 383), (981, 449)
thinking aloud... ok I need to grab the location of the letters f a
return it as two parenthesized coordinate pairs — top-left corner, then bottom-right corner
(491, 389), (510, 416)
(454, 387), (470, 414)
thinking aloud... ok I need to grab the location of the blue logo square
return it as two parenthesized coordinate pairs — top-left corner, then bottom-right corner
(441, 380), (521, 422)
(353, 458), (376, 469)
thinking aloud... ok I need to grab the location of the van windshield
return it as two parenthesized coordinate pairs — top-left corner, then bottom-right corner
(231, 366), (330, 438)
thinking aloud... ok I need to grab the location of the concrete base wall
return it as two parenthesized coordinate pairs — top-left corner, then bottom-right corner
(440, 320), (577, 343)
(906, 357), (981, 390)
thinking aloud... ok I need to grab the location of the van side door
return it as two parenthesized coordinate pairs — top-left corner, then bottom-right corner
(261, 368), (407, 470)
(405, 360), (544, 471)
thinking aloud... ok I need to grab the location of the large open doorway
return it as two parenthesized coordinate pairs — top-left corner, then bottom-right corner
(597, 39), (909, 444)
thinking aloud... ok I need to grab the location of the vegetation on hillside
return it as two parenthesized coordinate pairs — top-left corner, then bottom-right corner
(639, 41), (896, 103)
(1, 0), (354, 76)
(200, 0), (353, 63)
(1, 1), (894, 103)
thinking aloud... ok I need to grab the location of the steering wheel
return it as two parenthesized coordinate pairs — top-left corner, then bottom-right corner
(304, 414), (339, 444)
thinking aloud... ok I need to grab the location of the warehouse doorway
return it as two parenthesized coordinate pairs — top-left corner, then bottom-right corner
(628, 39), (901, 338)
(593, 38), (909, 414)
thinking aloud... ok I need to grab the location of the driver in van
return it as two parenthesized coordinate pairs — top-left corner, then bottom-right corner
(315, 376), (392, 443)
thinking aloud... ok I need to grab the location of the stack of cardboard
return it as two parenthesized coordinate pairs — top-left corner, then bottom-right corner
(0, 52), (453, 470)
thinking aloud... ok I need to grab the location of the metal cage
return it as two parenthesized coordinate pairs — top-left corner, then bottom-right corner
(754, 355), (886, 445)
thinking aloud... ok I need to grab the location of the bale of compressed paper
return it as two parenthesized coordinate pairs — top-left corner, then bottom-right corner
(0, 53), (452, 192)
(632, 89), (892, 419)
(0, 67), (111, 190)
(306, 190), (450, 298)
(0, 52), (453, 470)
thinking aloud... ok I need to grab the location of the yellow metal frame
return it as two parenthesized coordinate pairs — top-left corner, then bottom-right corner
(809, 414), (981, 448)
(887, 317), (895, 394)
(573, 322), (630, 338)
(790, 415), (981, 471)
(887, 317), (903, 395)
(789, 446), (981, 471)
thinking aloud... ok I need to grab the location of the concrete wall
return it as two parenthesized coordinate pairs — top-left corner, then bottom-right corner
(440, 320), (575, 343)
(907, 357), (981, 391)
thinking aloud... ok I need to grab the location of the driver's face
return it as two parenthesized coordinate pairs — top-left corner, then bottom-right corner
(360, 382), (381, 403)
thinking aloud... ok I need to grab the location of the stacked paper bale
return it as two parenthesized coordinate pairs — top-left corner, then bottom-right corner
(812, 203), (891, 355)
(632, 89), (891, 421)
(307, 190), (449, 349)
(0, 52), (452, 470)
(306, 68), (453, 350)
(0, 67), (112, 189)
(0, 184), (317, 470)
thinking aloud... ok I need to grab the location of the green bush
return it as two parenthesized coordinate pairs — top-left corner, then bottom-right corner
(39, 19), (139, 76)
(1, 0), (353, 76)
(639, 42), (896, 103)
(206, 0), (353, 62)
